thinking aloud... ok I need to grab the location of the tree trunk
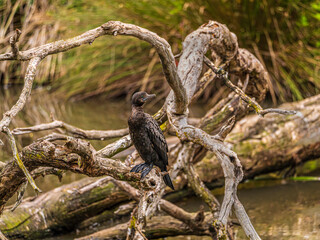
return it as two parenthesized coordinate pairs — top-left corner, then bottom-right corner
(1, 94), (319, 239)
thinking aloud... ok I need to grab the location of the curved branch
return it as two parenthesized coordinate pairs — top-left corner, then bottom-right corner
(101, 21), (187, 113)
(0, 57), (42, 132)
(1, 21), (187, 113)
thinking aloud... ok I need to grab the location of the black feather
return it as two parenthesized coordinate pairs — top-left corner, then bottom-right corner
(128, 92), (174, 189)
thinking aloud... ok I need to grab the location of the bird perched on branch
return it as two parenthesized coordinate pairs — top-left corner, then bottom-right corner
(128, 91), (174, 190)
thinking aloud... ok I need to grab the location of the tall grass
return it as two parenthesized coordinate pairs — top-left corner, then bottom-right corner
(0, 0), (63, 85)
(1, 0), (319, 104)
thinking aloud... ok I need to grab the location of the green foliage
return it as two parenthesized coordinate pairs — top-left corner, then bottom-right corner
(1, 0), (319, 103)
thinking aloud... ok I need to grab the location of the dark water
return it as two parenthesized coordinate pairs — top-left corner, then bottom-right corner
(169, 180), (320, 240)
(1, 88), (320, 239)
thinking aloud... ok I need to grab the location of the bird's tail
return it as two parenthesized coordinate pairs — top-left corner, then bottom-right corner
(163, 173), (174, 190)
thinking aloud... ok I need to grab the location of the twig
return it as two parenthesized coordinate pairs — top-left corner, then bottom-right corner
(9, 29), (21, 59)
(3, 127), (41, 193)
(37, 132), (69, 141)
(136, 226), (148, 240)
(13, 120), (129, 140)
(204, 56), (296, 117)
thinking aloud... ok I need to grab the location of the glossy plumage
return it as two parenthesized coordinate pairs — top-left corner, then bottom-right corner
(128, 92), (174, 190)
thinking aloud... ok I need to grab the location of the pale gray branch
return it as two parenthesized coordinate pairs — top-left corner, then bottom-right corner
(101, 21), (187, 114)
(97, 135), (132, 158)
(0, 57), (42, 132)
(1, 21), (187, 114)
(13, 120), (128, 140)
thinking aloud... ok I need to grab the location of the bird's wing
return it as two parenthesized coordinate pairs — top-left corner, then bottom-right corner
(145, 115), (168, 165)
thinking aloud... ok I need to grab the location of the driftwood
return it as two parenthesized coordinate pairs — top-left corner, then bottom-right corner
(0, 19), (300, 240)
(76, 214), (213, 240)
(1, 94), (318, 239)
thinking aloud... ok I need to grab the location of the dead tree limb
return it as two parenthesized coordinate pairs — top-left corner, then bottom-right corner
(76, 214), (212, 240)
(0, 19), (298, 240)
(1, 93), (319, 238)
(13, 120), (129, 140)
(0, 57), (41, 132)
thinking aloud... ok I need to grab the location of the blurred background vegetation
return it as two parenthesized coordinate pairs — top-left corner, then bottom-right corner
(0, 0), (319, 105)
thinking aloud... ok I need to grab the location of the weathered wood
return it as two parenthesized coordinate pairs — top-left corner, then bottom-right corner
(197, 94), (320, 183)
(0, 19), (303, 239)
(0, 177), (128, 239)
(76, 213), (212, 240)
(1, 95), (319, 239)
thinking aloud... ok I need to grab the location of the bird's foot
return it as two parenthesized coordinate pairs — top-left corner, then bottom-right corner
(130, 163), (148, 173)
(141, 163), (154, 179)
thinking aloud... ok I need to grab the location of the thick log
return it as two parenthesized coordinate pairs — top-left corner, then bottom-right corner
(0, 177), (128, 239)
(197, 94), (320, 183)
(1, 95), (319, 239)
(76, 213), (212, 240)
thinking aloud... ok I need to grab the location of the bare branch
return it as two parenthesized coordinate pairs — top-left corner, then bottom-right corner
(97, 135), (132, 158)
(0, 27), (105, 61)
(1, 21), (187, 113)
(37, 132), (69, 141)
(101, 21), (187, 113)
(13, 120), (129, 140)
(204, 56), (297, 117)
(0, 57), (42, 132)
(259, 108), (297, 116)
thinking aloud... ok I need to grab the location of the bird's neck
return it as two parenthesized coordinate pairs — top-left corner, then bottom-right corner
(132, 105), (144, 113)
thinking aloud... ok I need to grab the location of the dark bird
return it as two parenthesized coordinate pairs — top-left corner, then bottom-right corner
(128, 91), (174, 190)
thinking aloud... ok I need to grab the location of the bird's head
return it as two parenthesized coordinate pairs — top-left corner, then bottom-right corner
(131, 91), (156, 107)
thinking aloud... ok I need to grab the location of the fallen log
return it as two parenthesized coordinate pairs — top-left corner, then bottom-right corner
(76, 213), (212, 240)
(1, 95), (319, 239)
(197, 94), (320, 183)
(0, 177), (128, 239)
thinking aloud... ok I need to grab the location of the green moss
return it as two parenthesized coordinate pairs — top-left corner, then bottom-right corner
(129, 216), (136, 229)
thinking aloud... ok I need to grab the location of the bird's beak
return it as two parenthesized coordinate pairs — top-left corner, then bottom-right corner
(146, 93), (156, 100)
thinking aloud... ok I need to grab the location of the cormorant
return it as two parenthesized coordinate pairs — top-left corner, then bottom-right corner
(128, 91), (174, 190)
